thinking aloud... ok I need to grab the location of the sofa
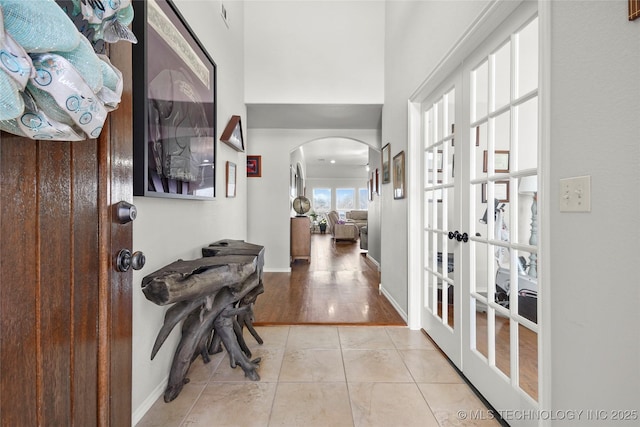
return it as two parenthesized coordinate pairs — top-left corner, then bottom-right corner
(327, 210), (359, 241)
(345, 210), (368, 231)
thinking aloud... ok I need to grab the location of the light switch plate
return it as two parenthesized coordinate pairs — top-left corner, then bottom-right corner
(559, 175), (591, 212)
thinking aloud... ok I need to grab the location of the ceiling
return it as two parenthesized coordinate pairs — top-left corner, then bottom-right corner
(247, 104), (381, 175)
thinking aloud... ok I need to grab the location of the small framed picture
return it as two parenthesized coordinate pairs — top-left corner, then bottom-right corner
(437, 150), (444, 172)
(220, 115), (244, 152)
(483, 150), (510, 173)
(247, 155), (262, 177)
(630, 0), (640, 20)
(393, 151), (406, 200)
(482, 180), (510, 203)
(381, 143), (391, 183)
(451, 124), (455, 146)
(226, 161), (236, 197)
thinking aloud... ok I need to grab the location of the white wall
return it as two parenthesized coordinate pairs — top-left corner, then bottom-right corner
(549, 1), (640, 420)
(131, 0), (247, 423)
(244, 0), (385, 103)
(247, 129), (380, 271)
(382, 0), (489, 316)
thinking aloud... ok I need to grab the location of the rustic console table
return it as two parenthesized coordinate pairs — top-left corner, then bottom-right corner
(141, 240), (265, 402)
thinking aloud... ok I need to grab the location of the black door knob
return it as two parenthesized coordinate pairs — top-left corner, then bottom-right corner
(456, 232), (469, 243)
(131, 251), (146, 270)
(116, 249), (146, 272)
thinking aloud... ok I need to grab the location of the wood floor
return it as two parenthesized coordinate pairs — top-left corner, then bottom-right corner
(254, 233), (405, 325)
(253, 232), (537, 401)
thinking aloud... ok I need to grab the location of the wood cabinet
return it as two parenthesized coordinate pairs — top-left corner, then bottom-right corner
(290, 217), (311, 263)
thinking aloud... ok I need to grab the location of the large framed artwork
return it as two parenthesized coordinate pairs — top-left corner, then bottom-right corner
(132, 0), (217, 199)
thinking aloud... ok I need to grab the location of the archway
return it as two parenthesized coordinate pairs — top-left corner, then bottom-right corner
(290, 137), (381, 265)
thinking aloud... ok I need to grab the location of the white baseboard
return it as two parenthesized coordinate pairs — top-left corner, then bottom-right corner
(132, 375), (169, 426)
(366, 254), (380, 271)
(264, 267), (292, 273)
(379, 283), (408, 323)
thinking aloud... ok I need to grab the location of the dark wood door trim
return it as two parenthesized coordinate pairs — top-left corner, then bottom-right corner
(97, 41), (134, 427)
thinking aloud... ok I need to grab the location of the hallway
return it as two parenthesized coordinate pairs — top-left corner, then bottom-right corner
(137, 233), (501, 426)
(254, 233), (405, 325)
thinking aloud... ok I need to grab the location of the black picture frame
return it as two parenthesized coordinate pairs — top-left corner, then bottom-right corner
(220, 115), (244, 152)
(132, 0), (217, 200)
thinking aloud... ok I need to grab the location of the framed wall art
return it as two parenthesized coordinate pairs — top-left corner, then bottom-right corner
(132, 0), (217, 200)
(393, 151), (406, 200)
(437, 150), (444, 172)
(220, 115), (244, 152)
(482, 181), (510, 203)
(483, 150), (510, 173)
(381, 143), (391, 183)
(630, 0), (640, 20)
(226, 161), (236, 197)
(247, 155), (262, 177)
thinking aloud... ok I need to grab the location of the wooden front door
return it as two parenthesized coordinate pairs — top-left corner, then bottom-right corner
(0, 42), (133, 426)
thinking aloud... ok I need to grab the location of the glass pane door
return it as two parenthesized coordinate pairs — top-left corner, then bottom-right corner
(465, 15), (540, 414)
(421, 86), (461, 365)
(414, 3), (541, 425)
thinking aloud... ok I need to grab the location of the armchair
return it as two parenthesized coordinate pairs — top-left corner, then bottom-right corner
(327, 210), (359, 242)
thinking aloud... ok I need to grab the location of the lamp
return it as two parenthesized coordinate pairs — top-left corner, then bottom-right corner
(519, 176), (538, 278)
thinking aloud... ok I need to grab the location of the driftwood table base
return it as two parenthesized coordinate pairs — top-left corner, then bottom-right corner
(141, 240), (265, 402)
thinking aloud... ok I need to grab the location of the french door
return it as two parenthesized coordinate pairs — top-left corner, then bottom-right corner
(416, 3), (541, 425)
(421, 79), (463, 366)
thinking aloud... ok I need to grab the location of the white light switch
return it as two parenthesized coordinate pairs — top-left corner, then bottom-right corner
(559, 175), (591, 212)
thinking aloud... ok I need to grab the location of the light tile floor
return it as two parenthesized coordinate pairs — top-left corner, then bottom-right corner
(137, 326), (501, 427)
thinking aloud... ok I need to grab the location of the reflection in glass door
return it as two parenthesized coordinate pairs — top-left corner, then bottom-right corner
(421, 86), (461, 365)
(465, 14), (540, 416)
